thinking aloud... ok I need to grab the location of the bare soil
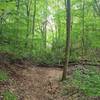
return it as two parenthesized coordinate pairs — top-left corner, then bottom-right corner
(0, 59), (99, 100)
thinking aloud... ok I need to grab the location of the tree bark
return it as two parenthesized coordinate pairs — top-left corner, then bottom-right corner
(25, 0), (31, 47)
(32, 0), (37, 48)
(0, 17), (3, 34)
(43, 0), (48, 48)
(81, 0), (85, 58)
(62, 0), (71, 80)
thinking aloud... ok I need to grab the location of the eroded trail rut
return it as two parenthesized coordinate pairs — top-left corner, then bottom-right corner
(8, 65), (63, 100)
(0, 61), (99, 100)
(19, 67), (62, 100)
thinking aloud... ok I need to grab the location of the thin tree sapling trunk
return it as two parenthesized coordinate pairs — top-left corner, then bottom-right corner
(62, 0), (71, 80)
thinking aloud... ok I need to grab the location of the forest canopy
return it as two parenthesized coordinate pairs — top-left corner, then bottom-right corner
(0, 0), (100, 99)
(0, 0), (100, 65)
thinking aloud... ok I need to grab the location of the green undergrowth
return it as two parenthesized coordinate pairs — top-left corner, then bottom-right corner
(0, 70), (9, 81)
(73, 66), (100, 96)
(3, 91), (17, 100)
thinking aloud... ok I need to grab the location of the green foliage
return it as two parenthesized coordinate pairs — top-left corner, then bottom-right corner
(0, 0), (100, 65)
(3, 91), (17, 100)
(73, 66), (100, 96)
(0, 70), (9, 81)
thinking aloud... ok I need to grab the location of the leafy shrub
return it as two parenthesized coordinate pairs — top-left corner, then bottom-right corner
(3, 91), (17, 100)
(73, 66), (100, 96)
(0, 70), (9, 81)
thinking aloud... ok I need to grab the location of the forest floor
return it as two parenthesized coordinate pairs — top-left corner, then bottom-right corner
(0, 53), (100, 100)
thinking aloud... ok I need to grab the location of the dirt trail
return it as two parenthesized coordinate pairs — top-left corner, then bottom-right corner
(0, 58), (80, 100)
(4, 64), (64, 100)
(17, 67), (62, 100)
(0, 61), (99, 100)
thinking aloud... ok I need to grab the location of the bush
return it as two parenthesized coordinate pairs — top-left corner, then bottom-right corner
(3, 91), (17, 100)
(73, 66), (100, 96)
(0, 70), (9, 81)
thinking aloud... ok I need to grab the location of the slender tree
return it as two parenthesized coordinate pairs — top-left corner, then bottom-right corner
(42, 0), (48, 48)
(0, 14), (3, 34)
(32, 0), (37, 48)
(15, 0), (20, 48)
(16, 0), (20, 35)
(81, 0), (85, 59)
(25, 0), (31, 47)
(62, 0), (71, 80)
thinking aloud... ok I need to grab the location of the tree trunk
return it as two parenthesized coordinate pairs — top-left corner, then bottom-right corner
(32, 0), (37, 48)
(25, 0), (31, 47)
(16, 0), (20, 35)
(43, 0), (48, 48)
(0, 17), (3, 34)
(15, 0), (20, 48)
(62, 0), (71, 80)
(81, 0), (85, 59)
